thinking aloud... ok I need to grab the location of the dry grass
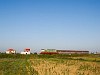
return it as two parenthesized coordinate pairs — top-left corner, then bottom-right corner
(30, 58), (100, 75)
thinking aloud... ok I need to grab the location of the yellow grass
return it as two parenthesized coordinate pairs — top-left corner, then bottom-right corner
(29, 58), (100, 75)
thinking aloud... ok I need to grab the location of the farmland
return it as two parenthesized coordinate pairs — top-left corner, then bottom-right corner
(0, 54), (100, 75)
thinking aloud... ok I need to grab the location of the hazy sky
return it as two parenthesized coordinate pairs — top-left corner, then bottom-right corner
(0, 0), (100, 53)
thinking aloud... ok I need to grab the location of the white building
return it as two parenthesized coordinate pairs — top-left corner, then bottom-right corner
(21, 48), (31, 54)
(21, 52), (30, 54)
(6, 49), (16, 54)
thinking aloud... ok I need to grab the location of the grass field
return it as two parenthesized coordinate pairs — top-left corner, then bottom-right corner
(0, 54), (100, 75)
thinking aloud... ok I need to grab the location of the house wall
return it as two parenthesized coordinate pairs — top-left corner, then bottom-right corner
(6, 50), (16, 54)
(21, 52), (30, 54)
(6, 51), (10, 54)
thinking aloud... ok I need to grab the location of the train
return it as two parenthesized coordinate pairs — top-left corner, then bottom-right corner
(40, 49), (89, 55)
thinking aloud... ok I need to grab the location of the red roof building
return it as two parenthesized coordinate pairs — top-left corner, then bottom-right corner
(24, 48), (30, 52)
(6, 48), (16, 54)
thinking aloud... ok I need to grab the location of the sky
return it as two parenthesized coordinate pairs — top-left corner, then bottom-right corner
(0, 0), (100, 53)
